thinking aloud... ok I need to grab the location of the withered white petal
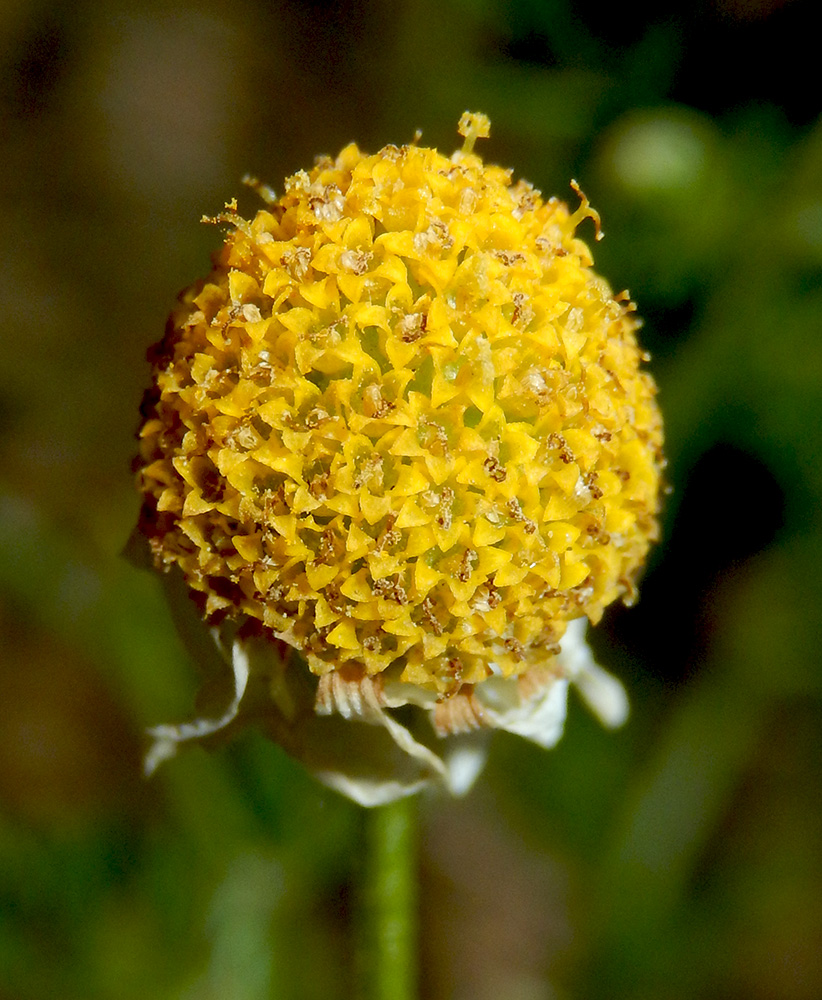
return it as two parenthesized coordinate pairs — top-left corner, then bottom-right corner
(473, 674), (570, 749)
(143, 571), (626, 804)
(144, 627), (249, 776)
(143, 592), (489, 805)
(560, 618), (630, 728)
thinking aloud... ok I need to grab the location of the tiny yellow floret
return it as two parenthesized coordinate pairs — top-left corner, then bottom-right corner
(136, 117), (663, 703)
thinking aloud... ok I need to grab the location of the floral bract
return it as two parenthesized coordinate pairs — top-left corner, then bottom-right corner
(135, 114), (663, 804)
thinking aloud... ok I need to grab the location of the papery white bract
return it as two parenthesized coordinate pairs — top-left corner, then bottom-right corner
(145, 582), (625, 806)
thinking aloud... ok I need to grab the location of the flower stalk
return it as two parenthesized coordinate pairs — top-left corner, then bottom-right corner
(361, 797), (418, 1000)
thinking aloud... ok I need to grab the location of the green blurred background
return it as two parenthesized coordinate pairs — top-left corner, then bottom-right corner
(1, 0), (821, 997)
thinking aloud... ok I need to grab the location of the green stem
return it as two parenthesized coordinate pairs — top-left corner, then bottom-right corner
(361, 796), (418, 1000)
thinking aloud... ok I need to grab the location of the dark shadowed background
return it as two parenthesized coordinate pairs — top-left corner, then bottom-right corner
(1, 1), (821, 998)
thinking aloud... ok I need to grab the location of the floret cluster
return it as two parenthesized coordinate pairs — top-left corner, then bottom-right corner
(137, 114), (663, 699)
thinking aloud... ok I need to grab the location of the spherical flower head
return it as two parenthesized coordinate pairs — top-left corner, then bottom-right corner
(134, 114), (663, 805)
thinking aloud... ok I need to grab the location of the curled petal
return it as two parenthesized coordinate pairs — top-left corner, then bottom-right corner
(472, 672), (570, 749)
(558, 617), (630, 728)
(144, 631), (248, 777)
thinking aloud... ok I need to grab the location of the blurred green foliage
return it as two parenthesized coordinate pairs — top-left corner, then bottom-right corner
(1, 1), (820, 998)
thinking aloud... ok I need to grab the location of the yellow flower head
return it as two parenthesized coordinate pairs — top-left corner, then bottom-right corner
(135, 114), (663, 803)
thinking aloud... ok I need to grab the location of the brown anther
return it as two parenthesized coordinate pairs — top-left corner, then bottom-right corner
(616, 468), (631, 482)
(434, 486), (455, 530)
(324, 583), (346, 613)
(309, 184), (345, 222)
(505, 497), (524, 520)
(511, 292), (535, 329)
(376, 516), (401, 552)
(504, 637), (525, 662)
(378, 144), (403, 162)
(306, 630), (330, 655)
(434, 423), (449, 456)
(308, 471), (330, 499)
(354, 452), (384, 491)
(248, 350), (275, 379)
(413, 219), (454, 255)
(585, 523), (611, 545)
(511, 179), (539, 220)
(339, 249), (371, 275)
(548, 432), (574, 464)
(535, 236), (568, 257)
(372, 575), (408, 604)
(505, 498), (537, 534)
(419, 418), (449, 458)
(584, 471), (604, 500)
(362, 383), (395, 418)
(446, 656), (463, 679)
(483, 456), (507, 482)
(569, 577), (594, 605)
(321, 322), (344, 346)
(262, 580), (288, 603)
(440, 656), (465, 698)
(395, 310), (428, 342)
(315, 527), (338, 564)
(261, 483), (288, 521)
(422, 596), (444, 636)
(456, 548), (478, 582)
(226, 422), (259, 451)
(281, 246), (312, 281)
(493, 250), (525, 267)
(305, 407), (330, 429)
(471, 579), (501, 613)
